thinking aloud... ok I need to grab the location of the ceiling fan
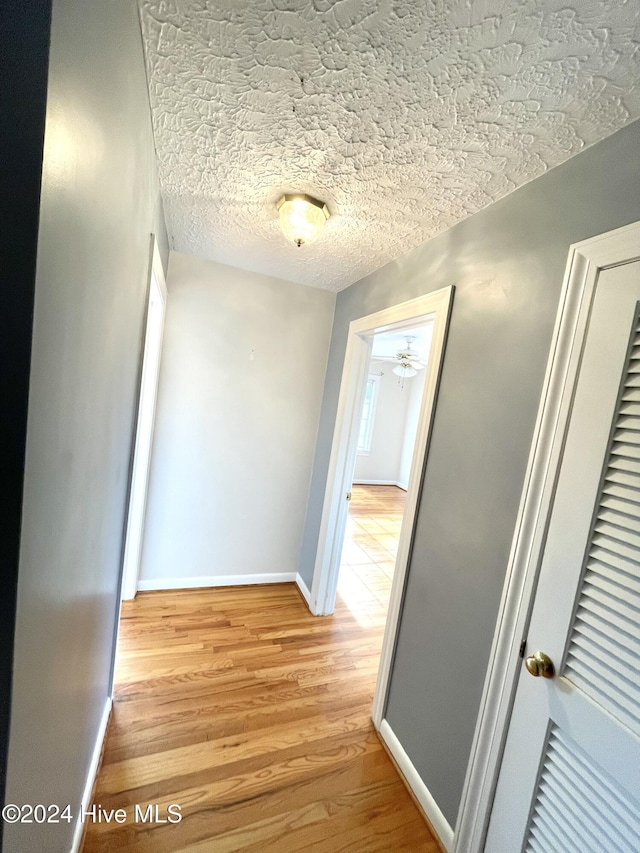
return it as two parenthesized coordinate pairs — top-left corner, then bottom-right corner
(392, 337), (426, 378)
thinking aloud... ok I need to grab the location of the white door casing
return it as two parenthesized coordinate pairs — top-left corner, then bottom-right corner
(120, 238), (167, 601)
(307, 287), (455, 736)
(457, 222), (640, 851)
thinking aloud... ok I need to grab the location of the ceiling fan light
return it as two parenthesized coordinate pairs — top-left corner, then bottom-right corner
(277, 193), (329, 247)
(395, 336), (426, 371)
(393, 363), (417, 378)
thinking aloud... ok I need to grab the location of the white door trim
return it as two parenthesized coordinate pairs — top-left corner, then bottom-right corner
(454, 220), (640, 853)
(109, 236), (167, 697)
(307, 287), (455, 731)
(119, 237), (167, 602)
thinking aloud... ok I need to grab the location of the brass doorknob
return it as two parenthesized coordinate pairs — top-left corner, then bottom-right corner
(524, 651), (555, 679)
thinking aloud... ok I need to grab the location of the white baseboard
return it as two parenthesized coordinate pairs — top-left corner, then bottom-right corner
(353, 479), (408, 490)
(353, 478), (396, 486)
(295, 573), (313, 610)
(378, 718), (454, 852)
(137, 572), (296, 592)
(69, 696), (112, 853)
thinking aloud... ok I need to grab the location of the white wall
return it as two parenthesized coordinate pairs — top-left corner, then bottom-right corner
(353, 361), (410, 485)
(397, 373), (424, 489)
(354, 358), (429, 489)
(139, 252), (335, 587)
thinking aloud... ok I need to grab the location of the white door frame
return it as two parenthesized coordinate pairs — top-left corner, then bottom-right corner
(454, 220), (640, 852)
(308, 286), (455, 728)
(120, 237), (167, 601)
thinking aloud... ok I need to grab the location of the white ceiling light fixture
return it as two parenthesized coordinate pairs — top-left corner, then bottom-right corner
(277, 193), (330, 247)
(393, 362), (418, 378)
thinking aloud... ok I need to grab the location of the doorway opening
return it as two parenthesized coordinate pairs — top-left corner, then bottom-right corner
(338, 323), (433, 629)
(308, 288), (454, 727)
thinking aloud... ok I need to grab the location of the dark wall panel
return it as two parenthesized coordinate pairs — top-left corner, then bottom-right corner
(0, 0), (52, 824)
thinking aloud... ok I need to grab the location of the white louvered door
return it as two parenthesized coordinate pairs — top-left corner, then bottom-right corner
(486, 241), (640, 850)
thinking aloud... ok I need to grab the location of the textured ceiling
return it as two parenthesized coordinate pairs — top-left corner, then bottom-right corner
(139, 0), (640, 291)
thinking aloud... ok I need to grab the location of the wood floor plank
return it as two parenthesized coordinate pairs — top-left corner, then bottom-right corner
(83, 485), (438, 851)
(86, 749), (400, 853)
(99, 707), (374, 794)
(105, 686), (376, 763)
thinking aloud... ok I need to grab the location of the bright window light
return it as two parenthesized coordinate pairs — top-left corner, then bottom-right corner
(357, 375), (380, 453)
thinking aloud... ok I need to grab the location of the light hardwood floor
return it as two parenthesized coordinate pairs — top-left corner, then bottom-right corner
(338, 484), (405, 626)
(83, 485), (438, 852)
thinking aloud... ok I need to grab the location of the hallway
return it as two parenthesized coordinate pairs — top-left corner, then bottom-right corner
(82, 486), (437, 852)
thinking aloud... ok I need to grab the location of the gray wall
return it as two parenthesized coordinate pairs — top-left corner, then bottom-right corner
(299, 119), (640, 828)
(140, 252), (335, 586)
(4, 0), (167, 850)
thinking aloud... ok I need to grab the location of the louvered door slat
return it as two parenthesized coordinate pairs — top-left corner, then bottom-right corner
(537, 764), (630, 847)
(580, 583), (640, 630)
(524, 728), (640, 852)
(574, 597), (640, 643)
(572, 622), (640, 671)
(583, 568), (640, 605)
(620, 401), (640, 417)
(565, 318), (640, 736)
(530, 793), (594, 851)
(590, 532), (640, 567)
(572, 619), (640, 668)
(589, 554), (640, 591)
(602, 480), (640, 505)
(612, 442), (640, 461)
(598, 507), (640, 536)
(601, 493), (640, 519)
(619, 412), (640, 427)
(606, 472), (640, 496)
(566, 653), (639, 729)
(552, 734), (640, 834)
(528, 820), (582, 853)
(594, 518), (640, 551)
(574, 605), (640, 651)
(589, 546), (640, 586)
(609, 452), (640, 472)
